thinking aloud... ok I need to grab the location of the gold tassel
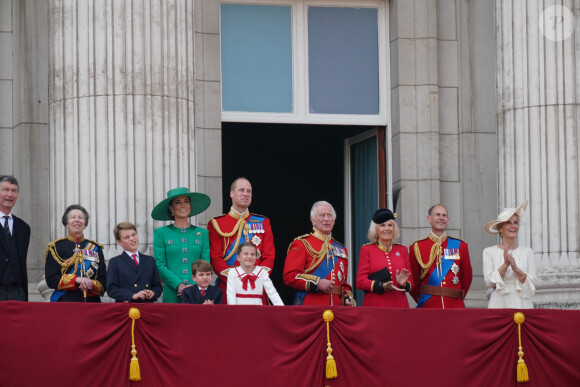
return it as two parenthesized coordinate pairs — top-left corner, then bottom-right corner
(322, 310), (337, 379)
(513, 312), (529, 383)
(129, 308), (142, 382)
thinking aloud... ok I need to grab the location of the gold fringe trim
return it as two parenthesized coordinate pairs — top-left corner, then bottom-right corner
(129, 308), (142, 382)
(513, 312), (529, 383)
(323, 310), (337, 379)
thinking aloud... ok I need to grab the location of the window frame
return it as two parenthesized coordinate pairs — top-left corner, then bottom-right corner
(220, 0), (390, 126)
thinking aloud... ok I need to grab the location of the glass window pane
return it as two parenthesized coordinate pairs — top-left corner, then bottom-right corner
(221, 4), (293, 113)
(308, 7), (379, 115)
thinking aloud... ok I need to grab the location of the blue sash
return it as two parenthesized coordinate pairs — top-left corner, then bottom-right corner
(416, 238), (460, 308)
(50, 243), (100, 302)
(224, 215), (265, 267)
(216, 215), (266, 288)
(293, 240), (342, 305)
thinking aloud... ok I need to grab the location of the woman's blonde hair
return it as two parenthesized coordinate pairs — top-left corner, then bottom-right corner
(367, 219), (400, 243)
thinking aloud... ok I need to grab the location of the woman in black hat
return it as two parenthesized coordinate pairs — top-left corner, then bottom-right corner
(152, 187), (211, 303)
(355, 208), (412, 307)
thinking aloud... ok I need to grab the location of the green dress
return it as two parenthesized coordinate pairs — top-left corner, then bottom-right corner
(153, 225), (210, 303)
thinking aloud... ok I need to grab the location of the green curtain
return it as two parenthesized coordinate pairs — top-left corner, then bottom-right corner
(351, 136), (378, 304)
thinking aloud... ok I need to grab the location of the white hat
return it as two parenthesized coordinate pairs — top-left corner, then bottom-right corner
(484, 200), (528, 234)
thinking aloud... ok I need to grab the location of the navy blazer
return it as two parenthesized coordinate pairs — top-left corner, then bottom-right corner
(0, 215), (31, 300)
(182, 284), (222, 305)
(106, 251), (163, 302)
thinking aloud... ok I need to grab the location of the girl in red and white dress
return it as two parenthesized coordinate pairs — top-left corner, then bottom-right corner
(226, 242), (283, 305)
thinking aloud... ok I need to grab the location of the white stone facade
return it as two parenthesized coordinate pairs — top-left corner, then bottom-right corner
(1, 0), (578, 307)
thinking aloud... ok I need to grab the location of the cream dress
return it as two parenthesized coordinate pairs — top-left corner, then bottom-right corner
(483, 245), (536, 308)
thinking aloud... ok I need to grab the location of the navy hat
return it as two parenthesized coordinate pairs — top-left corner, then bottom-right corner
(372, 208), (395, 224)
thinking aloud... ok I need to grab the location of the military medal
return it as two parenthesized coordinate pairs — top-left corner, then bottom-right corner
(86, 268), (94, 278)
(337, 271), (343, 282)
(339, 261), (344, 272)
(251, 235), (262, 246)
(451, 263), (459, 275)
(451, 263), (460, 285)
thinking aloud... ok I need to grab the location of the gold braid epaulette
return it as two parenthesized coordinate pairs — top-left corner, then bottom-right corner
(210, 217), (248, 261)
(414, 242), (442, 281)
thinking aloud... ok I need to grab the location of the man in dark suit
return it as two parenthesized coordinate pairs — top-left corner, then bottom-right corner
(182, 259), (222, 304)
(0, 175), (31, 301)
(107, 222), (162, 303)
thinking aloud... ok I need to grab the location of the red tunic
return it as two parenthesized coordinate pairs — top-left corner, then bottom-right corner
(208, 209), (275, 304)
(355, 243), (411, 308)
(409, 233), (472, 308)
(283, 231), (352, 306)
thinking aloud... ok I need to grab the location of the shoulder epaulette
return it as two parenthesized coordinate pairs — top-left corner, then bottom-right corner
(362, 242), (374, 247)
(250, 213), (268, 219)
(393, 242), (405, 247)
(84, 238), (104, 249)
(211, 213), (229, 220)
(286, 234), (310, 254)
(410, 237), (429, 246)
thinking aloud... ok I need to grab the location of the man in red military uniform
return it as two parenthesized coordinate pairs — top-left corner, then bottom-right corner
(283, 201), (353, 306)
(208, 178), (275, 303)
(409, 204), (472, 308)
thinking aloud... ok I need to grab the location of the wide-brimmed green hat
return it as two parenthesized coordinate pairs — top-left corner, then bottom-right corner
(151, 187), (211, 221)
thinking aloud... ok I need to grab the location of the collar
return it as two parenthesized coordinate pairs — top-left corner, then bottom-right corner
(312, 228), (332, 243)
(376, 241), (392, 253)
(66, 234), (85, 244)
(0, 211), (12, 219)
(198, 286), (207, 291)
(229, 208), (249, 220)
(126, 251), (139, 258)
(429, 232), (447, 244)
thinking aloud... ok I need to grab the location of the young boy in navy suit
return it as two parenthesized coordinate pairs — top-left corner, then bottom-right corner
(107, 222), (163, 302)
(182, 260), (222, 304)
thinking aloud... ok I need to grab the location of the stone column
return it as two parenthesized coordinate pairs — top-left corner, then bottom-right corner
(497, 1), (580, 307)
(48, 0), (199, 257)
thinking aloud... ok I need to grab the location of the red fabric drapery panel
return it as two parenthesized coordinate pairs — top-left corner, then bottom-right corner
(1, 302), (579, 386)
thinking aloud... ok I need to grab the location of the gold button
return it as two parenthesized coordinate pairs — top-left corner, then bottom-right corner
(134, 284), (138, 287)
(146, 284), (149, 288)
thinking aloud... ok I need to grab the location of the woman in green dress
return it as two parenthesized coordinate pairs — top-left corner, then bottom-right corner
(152, 187), (211, 303)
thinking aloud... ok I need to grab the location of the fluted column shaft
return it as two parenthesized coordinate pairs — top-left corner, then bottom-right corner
(49, 0), (197, 256)
(497, 0), (579, 304)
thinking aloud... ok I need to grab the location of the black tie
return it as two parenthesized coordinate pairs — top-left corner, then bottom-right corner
(3, 216), (10, 236)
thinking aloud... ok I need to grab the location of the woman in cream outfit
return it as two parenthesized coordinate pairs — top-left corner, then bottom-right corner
(483, 201), (536, 308)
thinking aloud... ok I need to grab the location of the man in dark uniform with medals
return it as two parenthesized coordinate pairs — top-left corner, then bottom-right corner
(208, 178), (275, 304)
(283, 201), (353, 306)
(409, 204), (472, 308)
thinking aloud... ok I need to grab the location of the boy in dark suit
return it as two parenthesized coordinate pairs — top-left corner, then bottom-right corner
(107, 222), (163, 303)
(182, 260), (222, 304)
